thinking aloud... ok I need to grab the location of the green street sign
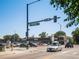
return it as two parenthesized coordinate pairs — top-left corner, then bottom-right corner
(29, 22), (40, 26)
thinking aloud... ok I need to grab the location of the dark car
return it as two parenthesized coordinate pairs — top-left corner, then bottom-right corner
(0, 43), (5, 51)
(12, 42), (21, 47)
(20, 43), (28, 47)
(65, 42), (73, 48)
(29, 42), (37, 47)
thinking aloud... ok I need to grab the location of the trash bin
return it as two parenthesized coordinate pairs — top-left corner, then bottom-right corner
(0, 44), (5, 51)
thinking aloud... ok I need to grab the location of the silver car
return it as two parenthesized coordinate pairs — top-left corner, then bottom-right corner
(47, 41), (62, 52)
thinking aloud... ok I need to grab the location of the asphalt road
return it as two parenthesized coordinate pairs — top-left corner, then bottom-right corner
(1, 45), (79, 59)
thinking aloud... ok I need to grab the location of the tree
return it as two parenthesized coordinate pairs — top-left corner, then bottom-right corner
(54, 31), (66, 45)
(67, 36), (74, 44)
(39, 32), (48, 38)
(3, 35), (12, 41)
(50, 0), (79, 27)
(72, 27), (79, 44)
(54, 31), (66, 36)
(3, 34), (20, 42)
(11, 33), (20, 42)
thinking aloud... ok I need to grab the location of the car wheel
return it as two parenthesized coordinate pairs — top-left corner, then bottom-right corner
(47, 50), (51, 52)
(60, 48), (62, 51)
(47, 50), (49, 52)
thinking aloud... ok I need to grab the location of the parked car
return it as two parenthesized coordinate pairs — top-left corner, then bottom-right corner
(65, 42), (73, 48)
(0, 43), (6, 46)
(12, 42), (21, 47)
(0, 43), (5, 51)
(47, 41), (62, 52)
(29, 42), (38, 47)
(20, 43), (28, 47)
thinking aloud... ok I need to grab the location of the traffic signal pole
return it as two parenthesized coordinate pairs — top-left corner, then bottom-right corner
(26, 0), (60, 50)
(26, 4), (29, 49)
(26, 0), (40, 49)
(26, 4), (28, 41)
(28, 16), (60, 26)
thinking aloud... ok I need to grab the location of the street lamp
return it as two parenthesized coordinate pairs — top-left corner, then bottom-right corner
(26, 0), (40, 49)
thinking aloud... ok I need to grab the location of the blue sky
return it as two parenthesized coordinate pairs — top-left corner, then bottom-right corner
(0, 0), (77, 38)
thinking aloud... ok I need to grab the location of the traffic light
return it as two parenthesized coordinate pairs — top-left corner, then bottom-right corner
(54, 16), (57, 23)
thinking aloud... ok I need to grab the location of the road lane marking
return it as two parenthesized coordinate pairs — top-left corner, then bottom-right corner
(62, 50), (71, 54)
(58, 48), (79, 56)
(58, 49), (75, 55)
(27, 49), (45, 55)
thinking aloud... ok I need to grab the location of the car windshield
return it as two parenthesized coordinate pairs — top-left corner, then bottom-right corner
(51, 43), (58, 46)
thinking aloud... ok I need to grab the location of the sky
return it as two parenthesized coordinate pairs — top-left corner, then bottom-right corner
(0, 0), (77, 38)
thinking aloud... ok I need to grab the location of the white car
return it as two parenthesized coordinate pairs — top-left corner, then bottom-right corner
(47, 41), (62, 52)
